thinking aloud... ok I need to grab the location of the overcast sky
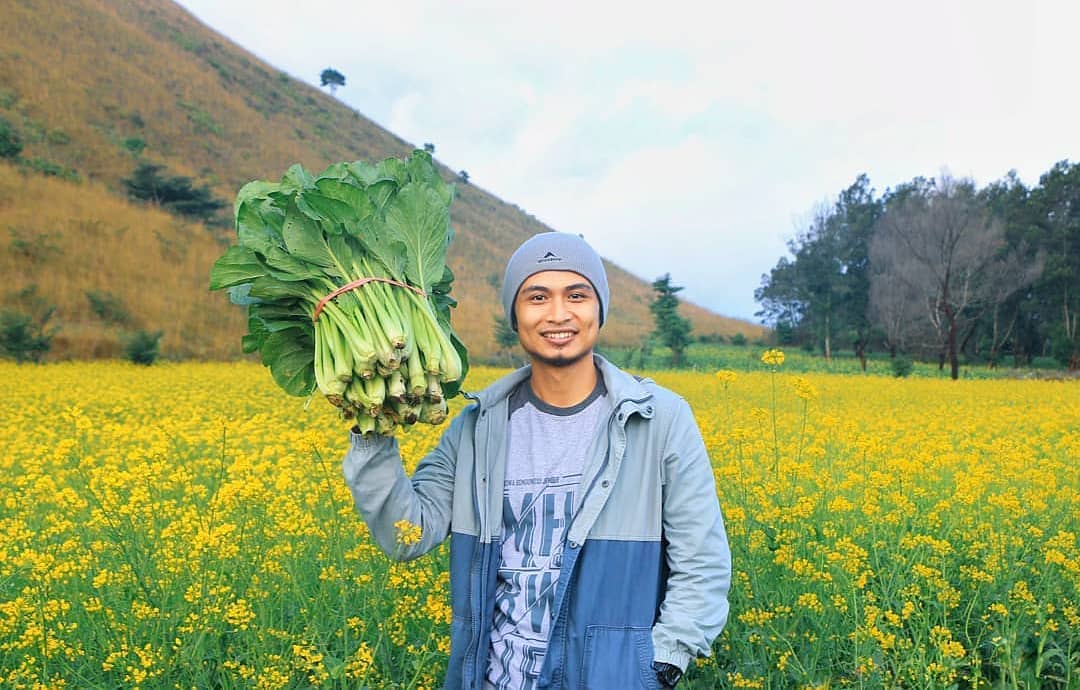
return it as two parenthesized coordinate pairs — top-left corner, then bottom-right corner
(176, 0), (1079, 322)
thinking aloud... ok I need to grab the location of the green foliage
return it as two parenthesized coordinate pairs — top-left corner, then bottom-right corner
(177, 100), (223, 136)
(20, 156), (80, 182)
(123, 162), (225, 223)
(696, 332), (727, 344)
(493, 314), (518, 350)
(891, 355), (914, 378)
(123, 329), (163, 365)
(649, 273), (693, 366)
(46, 129), (70, 145)
(21, 157), (81, 182)
(756, 174), (880, 357)
(1049, 330), (1079, 369)
(730, 333), (748, 347)
(8, 228), (62, 263)
(0, 306), (57, 363)
(85, 290), (131, 325)
(761, 164), (1077, 372)
(0, 117), (23, 159)
(209, 149), (468, 431)
(319, 68), (345, 95)
(121, 136), (146, 155)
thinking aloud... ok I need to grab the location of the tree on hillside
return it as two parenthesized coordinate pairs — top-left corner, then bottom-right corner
(123, 162), (225, 224)
(869, 175), (1038, 379)
(320, 68), (346, 96)
(650, 273), (692, 366)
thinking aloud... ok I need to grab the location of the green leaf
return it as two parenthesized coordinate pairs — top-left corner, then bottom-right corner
(366, 179), (397, 212)
(279, 163), (314, 194)
(261, 326), (315, 396)
(296, 191), (354, 235)
(209, 246), (265, 290)
(248, 276), (313, 301)
(252, 302), (309, 332)
(381, 182), (451, 293)
(406, 149), (454, 206)
(326, 234), (360, 274)
(315, 178), (374, 234)
(375, 157), (409, 185)
(346, 160), (379, 186)
(405, 149), (436, 184)
(283, 203), (337, 269)
(315, 161), (351, 180)
(262, 247), (327, 282)
(233, 180), (280, 225)
(236, 198), (284, 255)
(241, 310), (269, 354)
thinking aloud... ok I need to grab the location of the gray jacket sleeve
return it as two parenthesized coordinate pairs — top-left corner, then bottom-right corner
(652, 397), (732, 670)
(341, 411), (467, 561)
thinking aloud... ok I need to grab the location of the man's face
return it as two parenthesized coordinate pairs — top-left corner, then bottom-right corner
(514, 270), (600, 369)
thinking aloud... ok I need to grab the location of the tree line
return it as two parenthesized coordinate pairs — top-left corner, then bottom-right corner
(755, 161), (1079, 378)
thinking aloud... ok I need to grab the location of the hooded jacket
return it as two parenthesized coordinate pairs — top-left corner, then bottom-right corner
(342, 355), (730, 688)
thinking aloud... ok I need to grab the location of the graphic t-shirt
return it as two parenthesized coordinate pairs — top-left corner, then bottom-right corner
(484, 375), (610, 690)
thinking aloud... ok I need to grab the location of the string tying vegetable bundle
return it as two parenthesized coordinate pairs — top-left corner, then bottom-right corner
(209, 150), (468, 434)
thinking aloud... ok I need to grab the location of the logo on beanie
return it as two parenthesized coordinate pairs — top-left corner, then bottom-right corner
(538, 251), (562, 264)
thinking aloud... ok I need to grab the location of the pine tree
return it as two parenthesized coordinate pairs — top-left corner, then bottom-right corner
(650, 273), (692, 366)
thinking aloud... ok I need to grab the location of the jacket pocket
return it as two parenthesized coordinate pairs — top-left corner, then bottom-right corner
(580, 625), (658, 689)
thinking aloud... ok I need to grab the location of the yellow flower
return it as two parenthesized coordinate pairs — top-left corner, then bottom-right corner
(760, 348), (785, 366)
(791, 376), (817, 400)
(715, 370), (737, 384)
(394, 519), (423, 546)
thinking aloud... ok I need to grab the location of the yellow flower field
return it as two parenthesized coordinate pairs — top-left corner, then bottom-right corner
(0, 360), (1076, 688)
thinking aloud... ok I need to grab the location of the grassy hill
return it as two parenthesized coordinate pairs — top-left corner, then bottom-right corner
(0, 0), (764, 361)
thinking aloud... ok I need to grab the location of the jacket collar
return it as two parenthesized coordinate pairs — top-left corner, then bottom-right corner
(465, 354), (655, 418)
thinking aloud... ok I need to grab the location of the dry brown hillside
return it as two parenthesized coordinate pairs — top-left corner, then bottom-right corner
(0, 0), (764, 360)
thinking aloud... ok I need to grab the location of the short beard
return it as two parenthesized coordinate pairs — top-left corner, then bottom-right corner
(521, 343), (592, 369)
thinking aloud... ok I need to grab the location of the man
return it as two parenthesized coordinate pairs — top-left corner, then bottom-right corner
(343, 232), (730, 689)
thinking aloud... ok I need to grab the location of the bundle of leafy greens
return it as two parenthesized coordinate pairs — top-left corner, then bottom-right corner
(209, 150), (467, 434)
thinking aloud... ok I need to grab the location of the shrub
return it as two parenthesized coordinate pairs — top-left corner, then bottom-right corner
(730, 333), (748, 347)
(891, 355), (914, 378)
(124, 329), (163, 365)
(85, 290), (131, 325)
(0, 307), (57, 363)
(122, 136), (146, 155)
(8, 228), (62, 263)
(0, 117), (23, 159)
(22, 157), (81, 182)
(1049, 332), (1078, 369)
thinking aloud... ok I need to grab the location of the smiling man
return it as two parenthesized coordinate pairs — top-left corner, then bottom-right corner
(343, 232), (731, 689)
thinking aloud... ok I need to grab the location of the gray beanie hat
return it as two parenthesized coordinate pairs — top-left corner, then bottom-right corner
(502, 232), (610, 330)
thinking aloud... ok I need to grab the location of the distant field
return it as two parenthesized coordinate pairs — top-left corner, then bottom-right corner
(593, 342), (1074, 379)
(1, 359), (1076, 687)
